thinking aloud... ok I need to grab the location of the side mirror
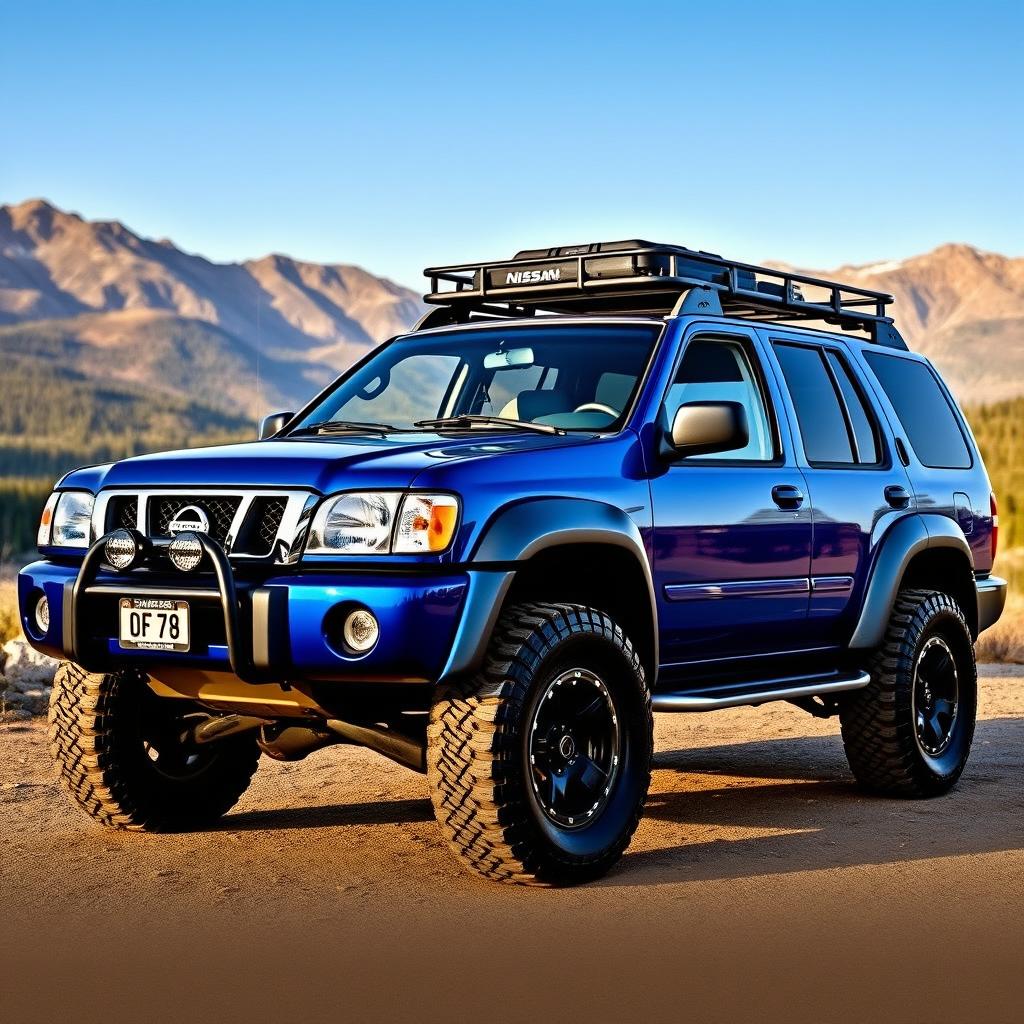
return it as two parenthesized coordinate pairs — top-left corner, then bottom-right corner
(664, 401), (748, 458)
(259, 411), (293, 440)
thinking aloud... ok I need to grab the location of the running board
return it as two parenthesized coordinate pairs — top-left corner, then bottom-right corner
(652, 670), (871, 713)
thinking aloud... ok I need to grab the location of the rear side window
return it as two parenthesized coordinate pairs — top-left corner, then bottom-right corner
(825, 351), (881, 464)
(774, 343), (855, 464)
(864, 353), (971, 469)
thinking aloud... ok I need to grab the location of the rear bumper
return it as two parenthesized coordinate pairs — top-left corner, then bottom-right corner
(977, 575), (1008, 635)
(18, 542), (509, 686)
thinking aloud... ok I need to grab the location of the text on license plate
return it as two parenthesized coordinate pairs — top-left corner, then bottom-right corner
(118, 598), (190, 652)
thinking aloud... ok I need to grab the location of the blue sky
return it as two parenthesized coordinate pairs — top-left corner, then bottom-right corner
(3, 1), (1022, 289)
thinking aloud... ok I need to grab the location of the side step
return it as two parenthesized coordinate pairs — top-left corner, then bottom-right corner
(652, 670), (871, 713)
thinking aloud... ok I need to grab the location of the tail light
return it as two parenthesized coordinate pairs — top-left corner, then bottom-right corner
(990, 492), (999, 564)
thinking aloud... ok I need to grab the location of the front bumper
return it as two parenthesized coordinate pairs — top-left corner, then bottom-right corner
(18, 537), (510, 685)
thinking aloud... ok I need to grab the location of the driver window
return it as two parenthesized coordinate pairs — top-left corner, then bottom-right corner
(667, 338), (774, 461)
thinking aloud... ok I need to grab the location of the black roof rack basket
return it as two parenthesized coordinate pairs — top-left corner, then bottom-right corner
(421, 241), (907, 348)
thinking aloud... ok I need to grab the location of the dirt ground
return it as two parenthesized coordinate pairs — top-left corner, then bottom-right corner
(2, 666), (1023, 1024)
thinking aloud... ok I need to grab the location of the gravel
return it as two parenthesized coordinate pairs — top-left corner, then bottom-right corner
(1, 639), (59, 718)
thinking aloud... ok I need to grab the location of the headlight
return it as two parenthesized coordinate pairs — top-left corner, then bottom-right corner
(394, 493), (460, 553)
(47, 491), (95, 548)
(305, 492), (460, 555)
(307, 493), (401, 554)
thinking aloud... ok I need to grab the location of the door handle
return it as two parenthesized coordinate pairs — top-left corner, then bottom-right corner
(884, 485), (912, 510)
(772, 484), (804, 510)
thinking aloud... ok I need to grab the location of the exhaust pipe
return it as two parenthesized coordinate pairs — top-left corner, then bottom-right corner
(325, 719), (426, 774)
(192, 712), (427, 773)
(254, 718), (426, 772)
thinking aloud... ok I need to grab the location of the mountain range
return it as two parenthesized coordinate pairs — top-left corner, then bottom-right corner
(0, 198), (425, 419)
(2, 198), (1022, 425)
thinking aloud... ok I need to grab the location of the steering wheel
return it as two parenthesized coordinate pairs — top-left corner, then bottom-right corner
(572, 402), (618, 417)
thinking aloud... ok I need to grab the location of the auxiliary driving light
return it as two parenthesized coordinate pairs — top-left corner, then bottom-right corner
(34, 594), (50, 634)
(343, 609), (379, 653)
(168, 531), (204, 573)
(104, 528), (140, 571)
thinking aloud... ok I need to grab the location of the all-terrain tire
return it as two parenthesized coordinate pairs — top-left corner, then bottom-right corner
(427, 603), (652, 885)
(840, 589), (977, 797)
(49, 662), (261, 830)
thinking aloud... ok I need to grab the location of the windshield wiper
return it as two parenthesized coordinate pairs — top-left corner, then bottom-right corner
(414, 415), (565, 436)
(289, 419), (397, 437)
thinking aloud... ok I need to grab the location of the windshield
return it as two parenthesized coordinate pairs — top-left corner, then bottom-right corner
(291, 323), (661, 433)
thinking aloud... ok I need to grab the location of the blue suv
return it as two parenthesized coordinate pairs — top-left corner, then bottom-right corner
(20, 241), (1007, 884)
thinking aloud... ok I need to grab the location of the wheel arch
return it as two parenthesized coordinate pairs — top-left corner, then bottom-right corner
(440, 498), (658, 684)
(850, 513), (977, 648)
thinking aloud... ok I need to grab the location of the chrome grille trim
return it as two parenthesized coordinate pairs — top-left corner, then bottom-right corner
(93, 489), (317, 562)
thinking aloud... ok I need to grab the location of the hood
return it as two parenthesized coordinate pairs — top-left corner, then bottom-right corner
(67, 431), (592, 494)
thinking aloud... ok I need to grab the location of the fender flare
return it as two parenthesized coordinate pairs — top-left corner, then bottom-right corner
(439, 498), (658, 682)
(849, 513), (975, 649)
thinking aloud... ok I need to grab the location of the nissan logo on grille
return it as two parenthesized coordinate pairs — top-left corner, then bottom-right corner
(167, 504), (211, 536)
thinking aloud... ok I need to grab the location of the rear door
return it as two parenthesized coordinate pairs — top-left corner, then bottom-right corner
(649, 326), (813, 669)
(767, 335), (916, 644)
(858, 350), (993, 572)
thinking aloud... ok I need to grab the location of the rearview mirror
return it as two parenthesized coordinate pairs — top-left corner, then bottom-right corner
(664, 401), (748, 458)
(259, 411), (293, 440)
(483, 347), (534, 370)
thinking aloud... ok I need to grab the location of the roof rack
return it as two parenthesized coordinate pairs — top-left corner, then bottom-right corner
(420, 240), (908, 349)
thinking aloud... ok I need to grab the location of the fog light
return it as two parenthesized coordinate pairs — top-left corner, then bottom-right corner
(343, 609), (379, 653)
(168, 531), (203, 573)
(35, 594), (50, 634)
(104, 528), (139, 571)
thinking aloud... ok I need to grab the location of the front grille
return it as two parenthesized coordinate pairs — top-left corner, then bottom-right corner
(151, 496), (242, 544)
(230, 496), (288, 556)
(104, 491), (297, 558)
(257, 498), (287, 552)
(108, 496), (138, 532)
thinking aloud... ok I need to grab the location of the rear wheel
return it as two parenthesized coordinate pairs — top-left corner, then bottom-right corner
(840, 589), (977, 797)
(427, 603), (652, 885)
(49, 662), (261, 830)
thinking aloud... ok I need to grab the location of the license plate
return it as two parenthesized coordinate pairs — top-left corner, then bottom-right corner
(118, 598), (190, 652)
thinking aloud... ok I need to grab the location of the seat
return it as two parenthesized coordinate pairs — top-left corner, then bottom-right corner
(511, 389), (573, 422)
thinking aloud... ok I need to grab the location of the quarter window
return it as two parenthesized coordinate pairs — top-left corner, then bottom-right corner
(864, 353), (971, 470)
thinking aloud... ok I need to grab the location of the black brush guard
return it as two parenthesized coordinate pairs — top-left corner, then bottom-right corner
(62, 532), (286, 683)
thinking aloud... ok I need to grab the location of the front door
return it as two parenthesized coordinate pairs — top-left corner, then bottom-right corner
(649, 328), (813, 670)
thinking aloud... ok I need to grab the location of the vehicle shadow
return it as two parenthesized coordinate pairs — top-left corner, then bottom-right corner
(599, 715), (1024, 887)
(221, 797), (434, 831)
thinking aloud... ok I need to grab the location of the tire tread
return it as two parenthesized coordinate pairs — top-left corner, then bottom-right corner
(48, 662), (260, 831)
(427, 602), (651, 885)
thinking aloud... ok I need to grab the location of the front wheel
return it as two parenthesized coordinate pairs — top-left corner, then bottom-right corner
(49, 662), (261, 830)
(840, 589), (977, 797)
(427, 603), (652, 885)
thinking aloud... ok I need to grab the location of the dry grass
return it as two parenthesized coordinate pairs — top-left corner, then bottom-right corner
(976, 616), (1024, 664)
(0, 579), (22, 646)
